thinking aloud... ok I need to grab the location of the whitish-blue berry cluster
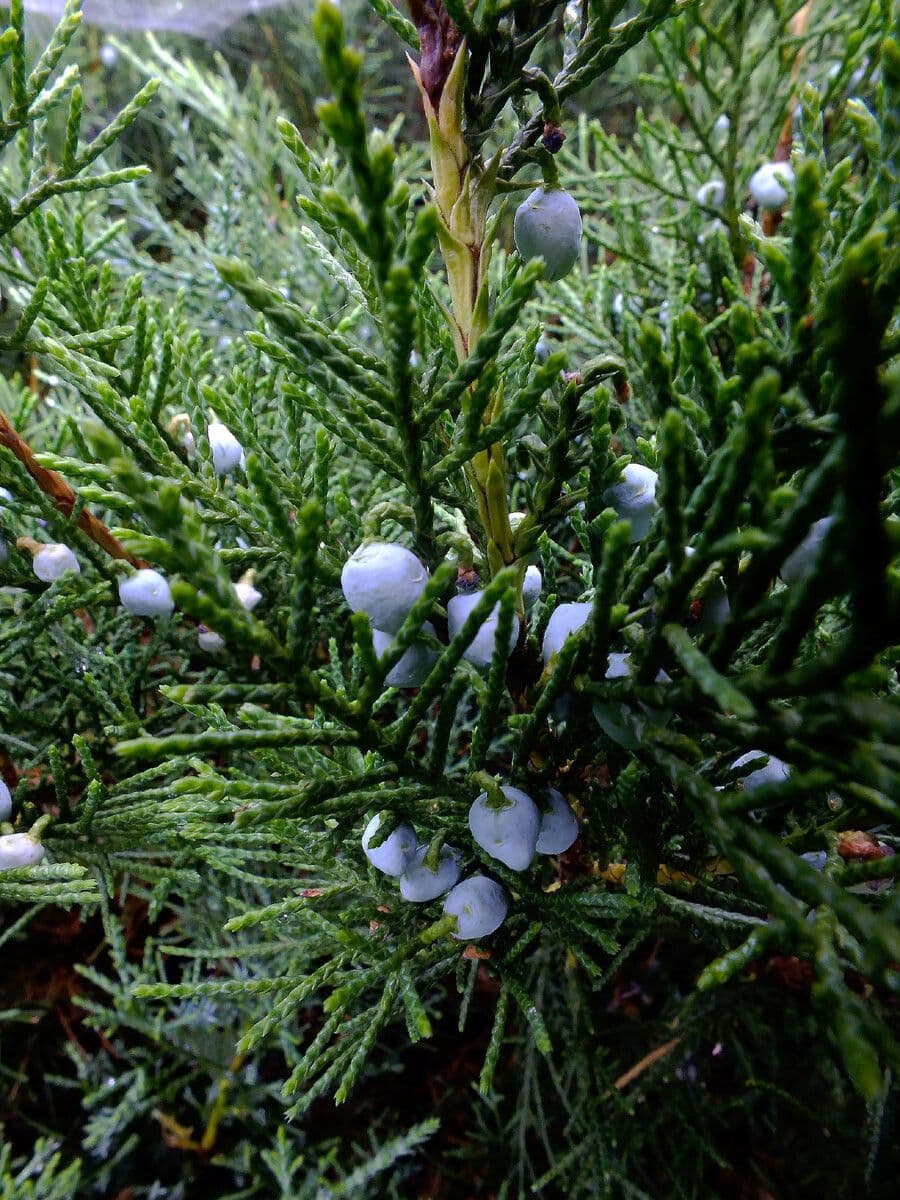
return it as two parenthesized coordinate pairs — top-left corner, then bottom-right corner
(362, 814), (417, 877)
(362, 813), (463, 902)
(360, 783), (579, 940)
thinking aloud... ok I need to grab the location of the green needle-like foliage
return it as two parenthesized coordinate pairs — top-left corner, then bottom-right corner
(0, 1), (898, 1195)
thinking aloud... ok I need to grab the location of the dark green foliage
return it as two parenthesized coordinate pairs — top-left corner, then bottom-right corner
(1, 1), (898, 1196)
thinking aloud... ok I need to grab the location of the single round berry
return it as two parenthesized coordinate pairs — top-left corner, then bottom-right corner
(801, 851), (827, 872)
(0, 781), (11, 823)
(399, 844), (462, 902)
(603, 463), (658, 543)
(341, 542), (429, 634)
(234, 579), (263, 611)
(118, 569), (175, 618)
(447, 592), (518, 671)
(605, 651), (632, 680)
(541, 601), (591, 665)
(198, 626), (225, 654)
(535, 336), (553, 362)
(712, 114), (730, 141)
(469, 785), (540, 872)
(362, 814), (417, 877)
(748, 161), (794, 210)
(32, 543), (80, 582)
(731, 750), (791, 792)
(208, 421), (244, 475)
(603, 652), (670, 685)
(372, 622), (438, 688)
(779, 517), (835, 586)
(0, 832), (45, 871)
(443, 875), (509, 940)
(522, 565), (542, 611)
(514, 187), (583, 282)
(696, 179), (726, 210)
(535, 788), (579, 855)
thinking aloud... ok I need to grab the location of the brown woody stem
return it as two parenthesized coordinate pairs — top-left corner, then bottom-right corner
(0, 407), (146, 567)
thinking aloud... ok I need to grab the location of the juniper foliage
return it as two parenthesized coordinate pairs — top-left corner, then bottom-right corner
(1, 0), (899, 1195)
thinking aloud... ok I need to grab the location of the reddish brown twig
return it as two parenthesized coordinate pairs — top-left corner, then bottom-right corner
(762, 1), (814, 238)
(775, 1), (814, 164)
(0, 406), (146, 567)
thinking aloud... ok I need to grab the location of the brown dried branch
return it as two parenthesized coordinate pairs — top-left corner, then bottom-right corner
(0, 406), (146, 568)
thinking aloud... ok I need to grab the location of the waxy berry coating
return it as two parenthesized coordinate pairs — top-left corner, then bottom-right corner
(696, 179), (726, 209)
(341, 542), (429, 634)
(32, 543), (80, 582)
(603, 463), (658, 543)
(541, 601), (591, 665)
(399, 844), (462, 902)
(443, 875), (509, 940)
(447, 592), (518, 670)
(469, 785), (540, 872)
(0, 832), (45, 871)
(362, 814), (417, 877)
(119, 569), (175, 618)
(522, 565), (542, 611)
(535, 788), (579, 855)
(514, 187), (583, 282)
(208, 421), (244, 475)
(731, 750), (791, 791)
(748, 161), (794, 210)
(372, 622), (437, 687)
